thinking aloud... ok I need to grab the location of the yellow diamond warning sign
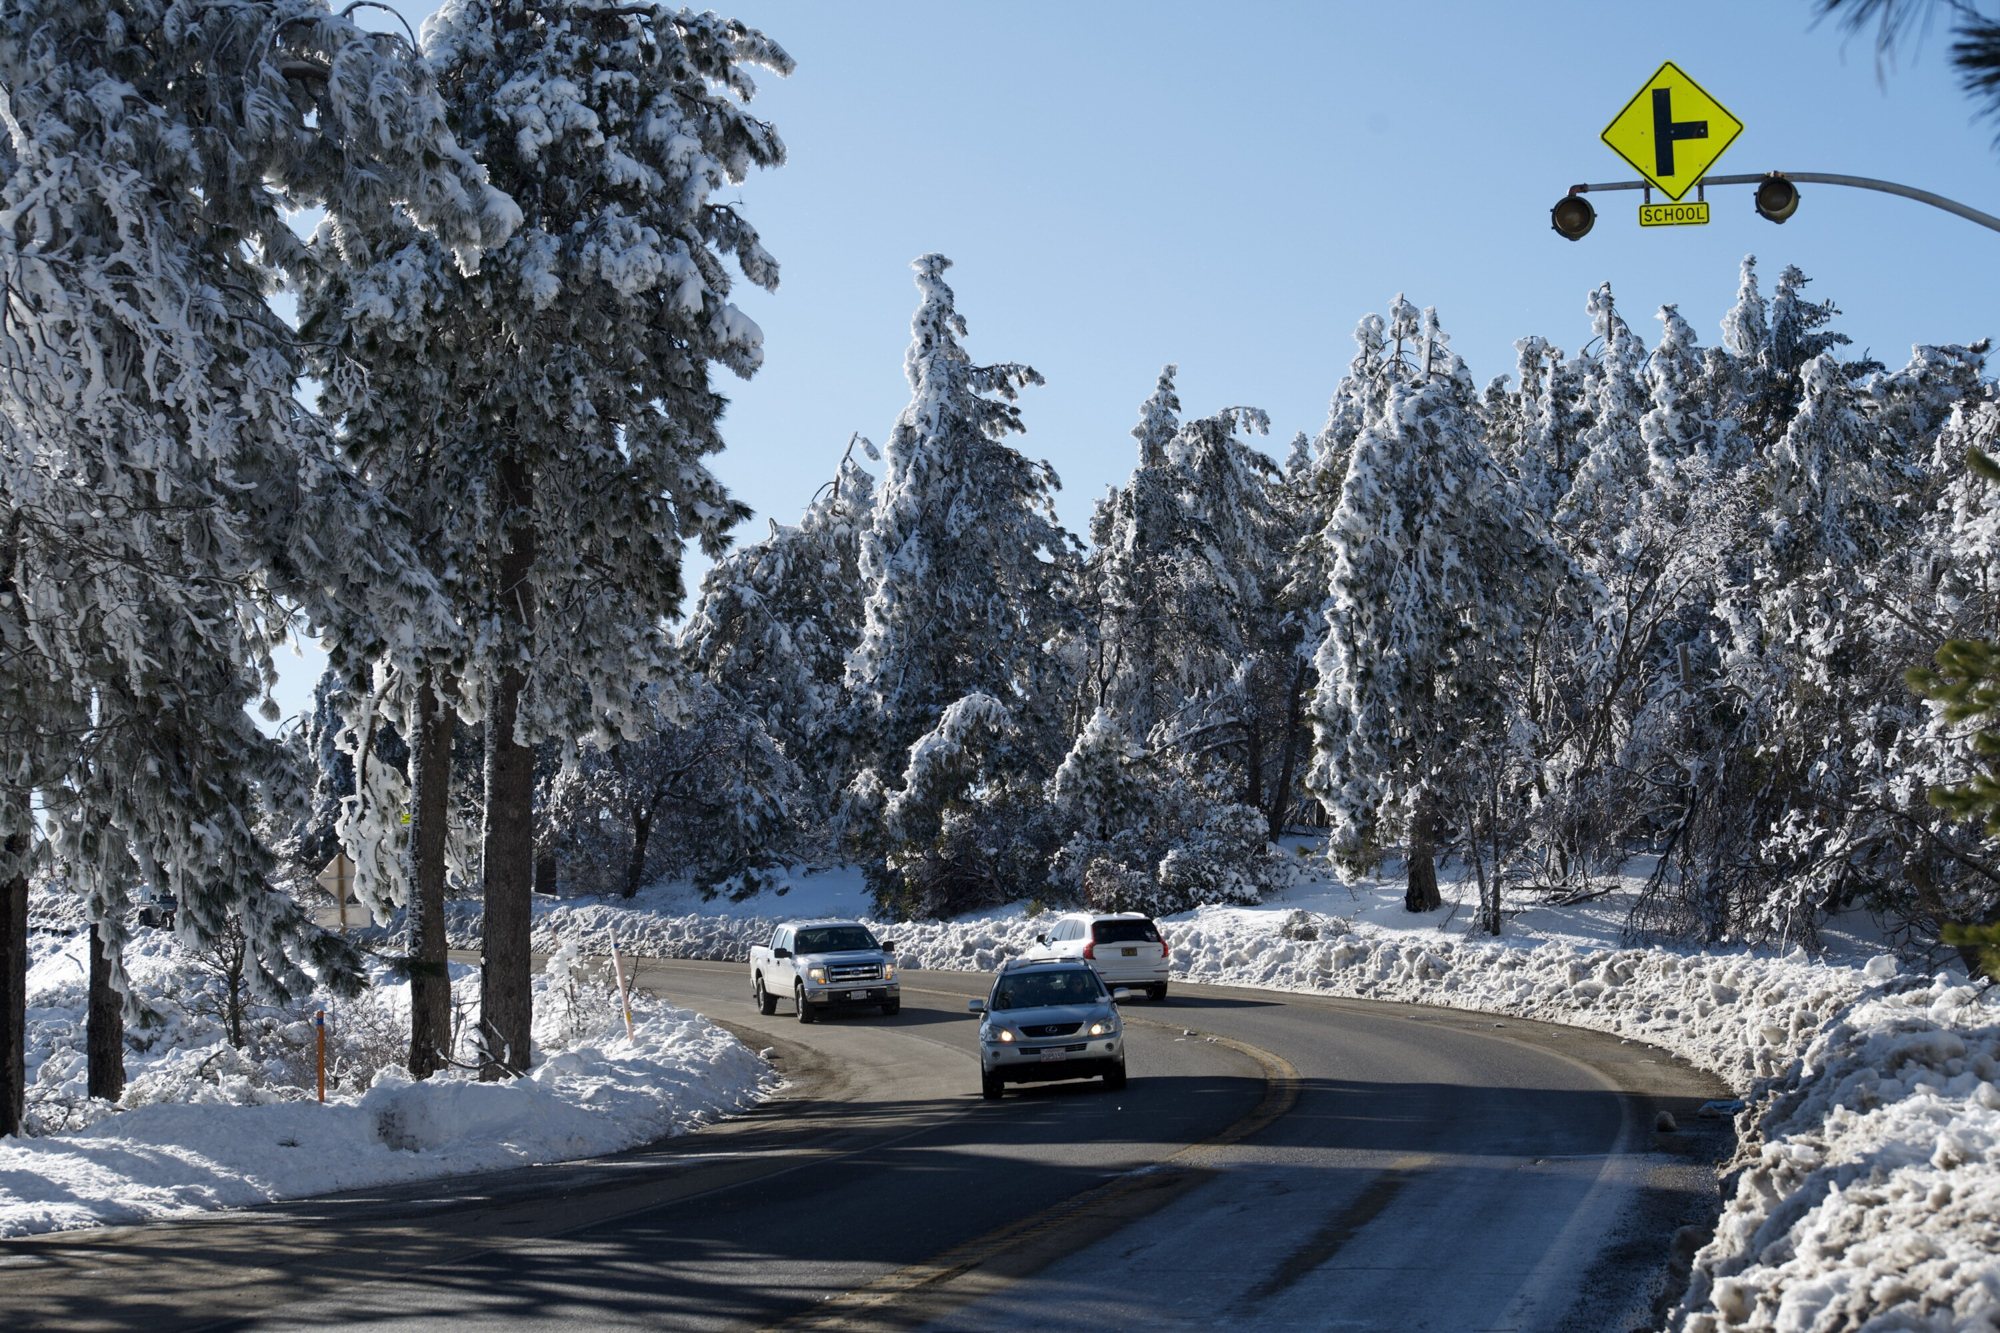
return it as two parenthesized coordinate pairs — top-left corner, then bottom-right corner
(1601, 62), (1743, 201)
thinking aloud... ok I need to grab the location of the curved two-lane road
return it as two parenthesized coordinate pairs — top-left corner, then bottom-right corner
(0, 957), (1732, 1332)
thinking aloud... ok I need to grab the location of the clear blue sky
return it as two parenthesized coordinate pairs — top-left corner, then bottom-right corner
(274, 0), (2000, 724)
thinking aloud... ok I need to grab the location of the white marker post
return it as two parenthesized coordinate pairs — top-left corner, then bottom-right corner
(609, 932), (634, 1039)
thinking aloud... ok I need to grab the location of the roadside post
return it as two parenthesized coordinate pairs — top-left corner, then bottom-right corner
(1551, 59), (2000, 239)
(609, 932), (634, 1039)
(315, 1009), (325, 1103)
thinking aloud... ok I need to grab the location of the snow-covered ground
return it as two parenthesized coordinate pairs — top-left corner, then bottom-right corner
(452, 860), (1997, 1333)
(2, 929), (773, 1238)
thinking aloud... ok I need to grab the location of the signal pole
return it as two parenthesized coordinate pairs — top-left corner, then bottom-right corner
(1551, 171), (2000, 240)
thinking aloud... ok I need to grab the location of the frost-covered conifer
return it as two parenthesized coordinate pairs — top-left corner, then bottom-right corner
(539, 682), (804, 900)
(852, 692), (1058, 918)
(845, 256), (1077, 902)
(302, 0), (790, 1077)
(1086, 367), (1186, 729)
(1308, 304), (1559, 911)
(684, 442), (875, 777)
(1047, 708), (1290, 915)
(1642, 305), (1719, 486)
(0, 0), (515, 1125)
(1559, 285), (1651, 539)
(1088, 369), (1276, 737)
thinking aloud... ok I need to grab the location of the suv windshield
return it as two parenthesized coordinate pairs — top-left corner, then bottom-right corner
(1093, 919), (1160, 944)
(992, 968), (1106, 1010)
(794, 926), (879, 954)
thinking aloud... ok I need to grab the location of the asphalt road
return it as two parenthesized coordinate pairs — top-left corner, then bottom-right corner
(0, 957), (1733, 1333)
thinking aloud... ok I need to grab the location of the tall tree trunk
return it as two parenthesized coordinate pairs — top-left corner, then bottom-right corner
(1267, 656), (1310, 843)
(623, 805), (655, 900)
(0, 831), (26, 1138)
(87, 922), (124, 1101)
(408, 674), (456, 1080)
(1243, 710), (1264, 814)
(480, 453), (537, 1081)
(1405, 783), (1442, 912)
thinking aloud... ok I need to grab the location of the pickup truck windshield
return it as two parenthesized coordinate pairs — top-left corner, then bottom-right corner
(1092, 920), (1160, 944)
(793, 926), (879, 954)
(992, 969), (1105, 1010)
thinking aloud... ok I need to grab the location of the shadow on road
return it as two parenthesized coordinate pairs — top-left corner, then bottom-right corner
(0, 1056), (1677, 1333)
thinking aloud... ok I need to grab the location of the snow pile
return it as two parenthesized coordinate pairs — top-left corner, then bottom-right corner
(1155, 906), (1876, 1087)
(1677, 973), (2000, 1333)
(3, 931), (772, 1238)
(449, 897), (784, 965)
(443, 892), (1050, 975)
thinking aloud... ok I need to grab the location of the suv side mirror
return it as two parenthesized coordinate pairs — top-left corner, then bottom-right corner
(772, 947), (792, 960)
(1035, 933), (1048, 945)
(966, 998), (986, 1014)
(879, 940), (896, 954)
(1111, 988), (1135, 1003)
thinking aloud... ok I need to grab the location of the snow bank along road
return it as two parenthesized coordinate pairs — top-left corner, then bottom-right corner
(0, 958), (1730, 1333)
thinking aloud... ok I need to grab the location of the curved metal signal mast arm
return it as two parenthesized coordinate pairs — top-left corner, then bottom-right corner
(1566, 172), (2000, 234)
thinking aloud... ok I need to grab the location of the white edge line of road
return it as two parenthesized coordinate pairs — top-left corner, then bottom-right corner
(1486, 1041), (1649, 1332)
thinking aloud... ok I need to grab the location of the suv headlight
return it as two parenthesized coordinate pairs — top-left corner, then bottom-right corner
(994, 1028), (1016, 1043)
(1088, 1019), (1116, 1037)
(806, 967), (827, 985)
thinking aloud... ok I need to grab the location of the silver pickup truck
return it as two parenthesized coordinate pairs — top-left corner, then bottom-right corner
(749, 920), (901, 1023)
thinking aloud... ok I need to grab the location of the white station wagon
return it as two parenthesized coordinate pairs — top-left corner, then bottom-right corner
(1022, 911), (1171, 1001)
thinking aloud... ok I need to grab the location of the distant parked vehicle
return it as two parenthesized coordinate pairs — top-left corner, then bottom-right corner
(136, 892), (177, 930)
(749, 920), (900, 1022)
(1022, 911), (1170, 1001)
(968, 957), (1128, 1099)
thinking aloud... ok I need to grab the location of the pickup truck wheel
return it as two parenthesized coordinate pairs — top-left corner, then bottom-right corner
(795, 984), (815, 1024)
(754, 976), (777, 1015)
(981, 1070), (1004, 1101)
(882, 1000), (901, 1016)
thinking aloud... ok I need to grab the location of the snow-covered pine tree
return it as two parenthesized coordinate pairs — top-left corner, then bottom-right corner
(1047, 706), (1292, 915)
(845, 256), (1078, 912)
(1722, 344), (1964, 944)
(539, 681), (805, 899)
(1087, 366), (1279, 734)
(1557, 284), (1651, 542)
(1150, 403), (1312, 834)
(303, 0), (790, 1077)
(683, 441), (875, 781)
(1308, 304), (1560, 912)
(1721, 256), (1853, 445)
(0, 0), (514, 1125)
(1086, 366), (1186, 731)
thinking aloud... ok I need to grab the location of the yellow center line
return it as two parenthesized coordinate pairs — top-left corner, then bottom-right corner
(749, 1018), (1299, 1333)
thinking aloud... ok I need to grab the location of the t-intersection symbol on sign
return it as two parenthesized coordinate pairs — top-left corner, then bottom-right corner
(1651, 88), (1708, 178)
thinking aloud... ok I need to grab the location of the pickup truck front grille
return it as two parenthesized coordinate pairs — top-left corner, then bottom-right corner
(827, 963), (882, 983)
(1022, 1022), (1081, 1038)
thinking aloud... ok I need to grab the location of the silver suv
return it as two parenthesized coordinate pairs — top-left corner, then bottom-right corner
(968, 959), (1127, 1100)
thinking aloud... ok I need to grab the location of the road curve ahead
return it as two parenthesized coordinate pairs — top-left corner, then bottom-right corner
(0, 957), (1731, 1333)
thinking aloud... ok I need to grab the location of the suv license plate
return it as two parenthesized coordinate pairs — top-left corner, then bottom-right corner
(847, 989), (870, 1000)
(1040, 1053), (1067, 1062)
(1121, 947), (1138, 956)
